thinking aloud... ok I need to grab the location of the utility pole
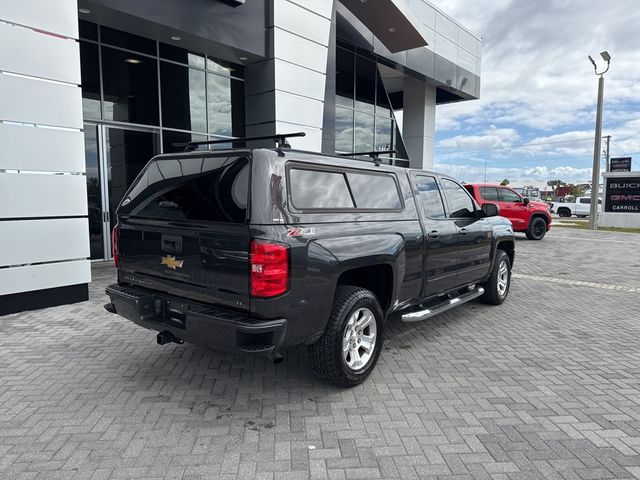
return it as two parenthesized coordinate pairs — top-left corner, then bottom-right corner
(603, 135), (611, 172)
(587, 51), (611, 230)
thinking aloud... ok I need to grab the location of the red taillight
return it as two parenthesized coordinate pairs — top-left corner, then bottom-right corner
(112, 226), (119, 268)
(250, 240), (289, 298)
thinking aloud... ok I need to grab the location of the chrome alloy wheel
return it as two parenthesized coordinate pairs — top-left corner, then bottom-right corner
(342, 307), (377, 371)
(497, 260), (509, 296)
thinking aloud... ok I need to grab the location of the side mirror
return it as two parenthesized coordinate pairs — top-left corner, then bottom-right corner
(481, 203), (500, 217)
(523, 197), (530, 206)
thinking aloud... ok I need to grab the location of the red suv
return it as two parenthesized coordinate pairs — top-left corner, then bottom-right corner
(465, 184), (552, 240)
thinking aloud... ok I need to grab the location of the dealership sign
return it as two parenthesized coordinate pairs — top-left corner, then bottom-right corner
(610, 157), (632, 172)
(605, 177), (640, 213)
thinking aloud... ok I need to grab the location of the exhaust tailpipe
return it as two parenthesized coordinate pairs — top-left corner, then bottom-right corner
(268, 351), (284, 364)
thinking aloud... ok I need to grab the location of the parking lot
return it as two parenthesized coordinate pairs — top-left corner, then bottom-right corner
(1, 227), (640, 480)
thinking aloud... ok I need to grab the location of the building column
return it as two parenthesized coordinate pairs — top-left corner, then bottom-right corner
(244, 0), (333, 152)
(0, 0), (90, 315)
(402, 77), (436, 170)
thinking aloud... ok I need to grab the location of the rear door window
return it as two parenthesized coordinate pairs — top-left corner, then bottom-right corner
(414, 175), (446, 218)
(479, 187), (500, 201)
(119, 155), (249, 223)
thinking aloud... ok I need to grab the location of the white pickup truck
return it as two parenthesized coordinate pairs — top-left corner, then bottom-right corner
(550, 197), (602, 218)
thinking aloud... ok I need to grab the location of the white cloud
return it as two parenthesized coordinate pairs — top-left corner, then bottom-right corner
(439, 126), (520, 150)
(434, 162), (593, 184)
(434, 0), (640, 134)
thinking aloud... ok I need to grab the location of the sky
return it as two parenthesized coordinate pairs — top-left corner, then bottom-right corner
(431, 0), (640, 185)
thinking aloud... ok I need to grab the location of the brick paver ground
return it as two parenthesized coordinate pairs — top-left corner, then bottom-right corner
(1, 227), (640, 479)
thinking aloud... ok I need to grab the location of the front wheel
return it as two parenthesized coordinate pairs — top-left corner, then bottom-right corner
(480, 250), (511, 305)
(308, 286), (384, 387)
(526, 217), (547, 240)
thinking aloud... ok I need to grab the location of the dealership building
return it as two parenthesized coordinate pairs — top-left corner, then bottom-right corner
(0, 0), (481, 314)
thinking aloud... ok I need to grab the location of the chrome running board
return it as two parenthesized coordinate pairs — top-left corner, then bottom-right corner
(401, 286), (485, 322)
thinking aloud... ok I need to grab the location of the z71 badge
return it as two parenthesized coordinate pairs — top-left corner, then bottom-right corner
(287, 227), (316, 237)
(161, 255), (184, 269)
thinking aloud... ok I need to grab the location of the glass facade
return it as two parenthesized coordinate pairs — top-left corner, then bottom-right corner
(335, 47), (396, 155)
(79, 21), (245, 152)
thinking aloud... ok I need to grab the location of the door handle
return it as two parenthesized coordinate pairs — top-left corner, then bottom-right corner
(459, 228), (468, 235)
(427, 230), (440, 238)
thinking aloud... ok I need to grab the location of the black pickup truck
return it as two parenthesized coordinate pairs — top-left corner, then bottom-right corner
(105, 135), (515, 387)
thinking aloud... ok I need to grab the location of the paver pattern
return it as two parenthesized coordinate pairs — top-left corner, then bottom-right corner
(1, 227), (640, 479)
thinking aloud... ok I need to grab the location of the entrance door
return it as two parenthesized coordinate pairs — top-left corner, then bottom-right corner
(84, 124), (159, 260)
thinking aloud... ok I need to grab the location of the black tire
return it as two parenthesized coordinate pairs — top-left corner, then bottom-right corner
(308, 286), (384, 388)
(480, 250), (511, 305)
(526, 217), (547, 240)
(558, 208), (571, 218)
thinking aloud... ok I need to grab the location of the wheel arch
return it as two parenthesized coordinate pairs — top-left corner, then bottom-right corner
(336, 264), (394, 313)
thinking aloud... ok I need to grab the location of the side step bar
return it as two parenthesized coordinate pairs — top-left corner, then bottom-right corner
(401, 286), (484, 322)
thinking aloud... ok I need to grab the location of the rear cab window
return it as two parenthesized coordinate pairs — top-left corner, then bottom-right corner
(118, 154), (250, 223)
(288, 165), (403, 211)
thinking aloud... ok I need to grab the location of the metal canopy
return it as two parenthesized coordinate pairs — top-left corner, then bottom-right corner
(339, 0), (429, 53)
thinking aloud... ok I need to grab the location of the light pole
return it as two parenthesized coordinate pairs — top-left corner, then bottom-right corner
(587, 51), (610, 230)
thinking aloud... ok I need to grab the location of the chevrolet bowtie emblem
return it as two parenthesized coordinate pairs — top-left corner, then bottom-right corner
(161, 255), (184, 270)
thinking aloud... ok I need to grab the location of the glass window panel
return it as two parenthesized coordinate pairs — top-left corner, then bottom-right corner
(100, 25), (156, 55)
(355, 55), (375, 113)
(230, 79), (245, 137)
(102, 47), (159, 125)
(160, 62), (207, 133)
(498, 187), (522, 202)
(375, 117), (393, 151)
(375, 69), (391, 117)
(121, 156), (250, 223)
(335, 107), (354, 153)
(162, 130), (207, 154)
(207, 74), (244, 137)
(336, 48), (354, 108)
(479, 187), (500, 201)
(347, 173), (401, 209)
(80, 41), (101, 120)
(207, 57), (242, 78)
(441, 178), (476, 218)
(84, 125), (104, 259)
(159, 43), (205, 69)
(415, 176), (446, 218)
(289, 169), (354, 209)
(79, 20), (98, 41)
(354, 112), (374, 152)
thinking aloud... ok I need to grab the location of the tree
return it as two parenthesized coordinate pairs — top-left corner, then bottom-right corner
(569, 185), (584, 198)
(547, 179), (565, 189)
(500, 179), (510, 186)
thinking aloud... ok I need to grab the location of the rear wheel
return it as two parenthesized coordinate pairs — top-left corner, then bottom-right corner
(558, 208), (571, 218)
(308, 286), (384, 387)
(480, 250), (511, 305)
(526, 217), (547, 240)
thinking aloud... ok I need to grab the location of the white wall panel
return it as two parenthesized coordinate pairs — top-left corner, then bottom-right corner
(0, 123), (85, 172)
(0, 218), (89, 267)
(273, 29), (328, 74)
(274, 0), (331, 46)
(274, 60), (326, 101)
(1, 0), (79, 39)
(0, 174), (87, 218)
(0, 73), (83, 128)
(0, 23), (80, 84)
(275, 91), (324, 129)
(0, 260), (91, 296)
(287, 0), (333, 19)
